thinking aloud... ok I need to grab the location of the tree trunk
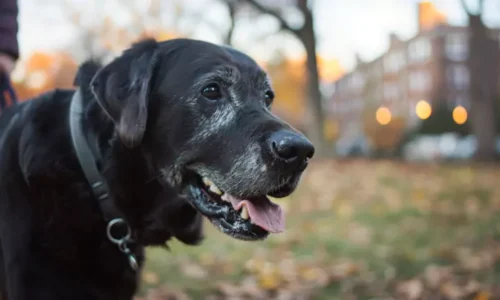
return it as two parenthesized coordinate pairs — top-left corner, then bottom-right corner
(299, 6), (329, 157)
(467, 15), (498, 161)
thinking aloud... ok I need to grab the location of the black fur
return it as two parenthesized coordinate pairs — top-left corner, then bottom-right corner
(0, 38), (313, 299)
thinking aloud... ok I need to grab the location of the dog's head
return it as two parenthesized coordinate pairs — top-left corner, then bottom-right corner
(90, 38), (314, 241)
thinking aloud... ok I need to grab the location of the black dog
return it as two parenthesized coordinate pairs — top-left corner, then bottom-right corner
(0, 38), (314, 299)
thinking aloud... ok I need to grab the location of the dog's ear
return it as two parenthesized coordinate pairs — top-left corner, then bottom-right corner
(90, 40), (159, 148)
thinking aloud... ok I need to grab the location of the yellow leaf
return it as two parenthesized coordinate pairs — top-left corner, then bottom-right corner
(474, 291), (490, 300)
(257, 262), (282, 290)
(198, 253), (216, 267)
(244, 258), (265, 274)
(142, 271), (159, 285)
(258, 273), (281, 290)
(300, 267), (321, 281)
(336, 203), (353, 219)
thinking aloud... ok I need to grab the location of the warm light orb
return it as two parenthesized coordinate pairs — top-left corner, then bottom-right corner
(376, 106), (392, 125)
(415, 100), (432, 120)
(453, 105), (468, 125)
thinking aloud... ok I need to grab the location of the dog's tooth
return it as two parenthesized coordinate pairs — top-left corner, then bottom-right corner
(221, 194), (230, 202)
(202, 177), (213, 187)
(209, 184), (222, 195)
(240, 206), (249, 220)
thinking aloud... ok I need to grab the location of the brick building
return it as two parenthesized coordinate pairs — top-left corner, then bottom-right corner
(327, 1), (500, 140)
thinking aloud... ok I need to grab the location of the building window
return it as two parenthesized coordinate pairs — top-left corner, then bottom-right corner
(336, 80), (344, 93)
(343, 99), (351, 113)
(334, 100), (341, 114)
(384, 51), (406, 73)
(409, 99), (417, 120)
(353, 98), (363, 111)
(348, 99), (360, 112)
(383, 83), (399, 101)
(409, 37), (432, 63)
(351, 72), (364, 90)
(409, 70), (431, 91)
(445, 33), (468, 61)
(373, 61), (383, 78)
(447, 64), (469, 90)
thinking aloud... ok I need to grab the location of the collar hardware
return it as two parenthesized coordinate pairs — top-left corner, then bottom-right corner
(69, 89), (138, 271)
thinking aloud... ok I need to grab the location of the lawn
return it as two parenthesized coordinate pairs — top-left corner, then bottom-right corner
(136, 159), (500, 300)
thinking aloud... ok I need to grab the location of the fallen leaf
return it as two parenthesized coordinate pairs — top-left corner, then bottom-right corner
(180, 263), (208, 279)
(240, 276), (267, 298)
(330, 261), (360, 280)
(244, 257), (265, 274)
(198, 253), (216, 267)
(336, 203), (353, 219)
(146, 286), (191, 300)
(347, 224), (372, 246)
(277, 258), (298, 283)
(440, 282), (466, 299)
(396, 279), (423, 300)
(424, 265), (453, 289)
(463, 280), (481, 295)
(142, 271), (160, 285)
(216, 282), (244, 297)
(474, 291), (490, 300)
(258, 262), (282, 290)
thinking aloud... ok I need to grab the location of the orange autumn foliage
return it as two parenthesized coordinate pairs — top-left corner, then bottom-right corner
(11, 29), (181, 103)
(265, 55), (344, 131)
(265, 58), (306, 129)
(12, 51), (78, 101)
(418, 1), (447, 31)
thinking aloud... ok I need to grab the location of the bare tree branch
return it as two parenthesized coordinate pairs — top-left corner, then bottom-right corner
(478, 0), (485, 14)
(239, 0), (301, 37)
(460, 0), (473, 15)
(224, 0), (237, 45)
(460, 0), (484, 16)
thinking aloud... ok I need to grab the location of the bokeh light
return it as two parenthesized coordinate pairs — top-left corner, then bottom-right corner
(452, 105), (468, 125)
(376, 106), (392, 125)
(415, 100), (432, 120)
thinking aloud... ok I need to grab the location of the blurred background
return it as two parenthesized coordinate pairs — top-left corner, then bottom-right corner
(8, 0), (500, 298)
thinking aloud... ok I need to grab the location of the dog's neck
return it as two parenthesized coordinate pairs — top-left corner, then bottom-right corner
(76, 86), (203, 247)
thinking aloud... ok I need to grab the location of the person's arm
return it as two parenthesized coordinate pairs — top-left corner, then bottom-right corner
(0, 0), (19, 74)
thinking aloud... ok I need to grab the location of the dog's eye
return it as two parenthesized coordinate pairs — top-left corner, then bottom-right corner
(264, 90), (274, 106)
(201, 84), (222, 101)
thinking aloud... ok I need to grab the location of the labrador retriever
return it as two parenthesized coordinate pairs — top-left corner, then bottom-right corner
(0, 38), (314, 300)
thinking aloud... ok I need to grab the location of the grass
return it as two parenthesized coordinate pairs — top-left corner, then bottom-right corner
(137, 159), (500, 299)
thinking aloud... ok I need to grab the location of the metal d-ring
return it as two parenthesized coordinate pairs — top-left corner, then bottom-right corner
(106, 218), (139, 271)
(106, 218), (132, 245)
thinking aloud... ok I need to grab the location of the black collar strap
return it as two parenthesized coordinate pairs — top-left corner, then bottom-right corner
(69, 89), (138, 271)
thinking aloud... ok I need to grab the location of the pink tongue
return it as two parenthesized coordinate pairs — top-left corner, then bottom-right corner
(221, 194), (285, 233)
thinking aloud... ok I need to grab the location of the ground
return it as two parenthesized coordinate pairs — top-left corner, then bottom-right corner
(135, 159), (500, 300)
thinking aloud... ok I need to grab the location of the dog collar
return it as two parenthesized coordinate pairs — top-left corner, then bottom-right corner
(69, 89), (138, 271)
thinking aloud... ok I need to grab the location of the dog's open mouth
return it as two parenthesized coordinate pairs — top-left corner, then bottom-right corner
(184, 173), (290, 241)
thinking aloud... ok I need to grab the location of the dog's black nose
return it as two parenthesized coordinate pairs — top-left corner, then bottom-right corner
(269, 130), (315, 162)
